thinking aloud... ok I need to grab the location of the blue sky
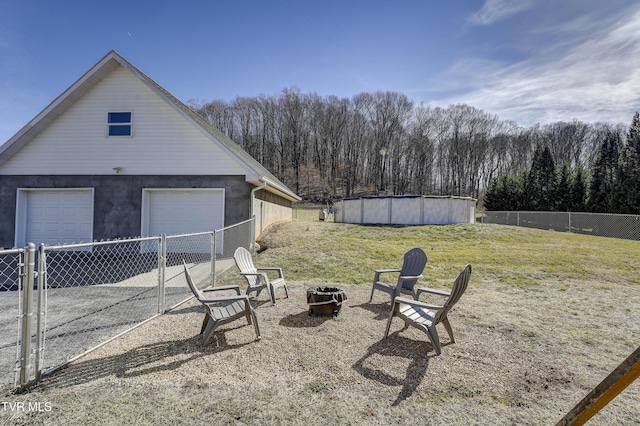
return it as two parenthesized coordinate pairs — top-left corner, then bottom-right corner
(1, 0), (640, 144)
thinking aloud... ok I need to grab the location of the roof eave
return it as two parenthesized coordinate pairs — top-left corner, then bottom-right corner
(0, 50), (302, 204)
(250, 177), (302, 202)
(0, 51), (123, 166)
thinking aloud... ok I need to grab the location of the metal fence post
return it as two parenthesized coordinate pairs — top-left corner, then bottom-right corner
(19, 243), (36, 391)
(157, 235), (166, 314)
(568, 212), (572, 233)
(34, 244), (46, 382)
(211, 231), (217, 286)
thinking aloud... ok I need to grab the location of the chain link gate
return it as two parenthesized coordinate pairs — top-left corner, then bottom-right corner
(35, 237), (164, 380)
(0, 247), (28, 387)
(1, 218), (255, 389)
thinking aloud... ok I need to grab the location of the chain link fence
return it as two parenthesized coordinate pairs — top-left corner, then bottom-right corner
(482, 211), (640, 241)
(38, 237), (165, 379)
(293, 204), (332, 222)
(0, 218), (255, 389)
(0, 248), (26, 388)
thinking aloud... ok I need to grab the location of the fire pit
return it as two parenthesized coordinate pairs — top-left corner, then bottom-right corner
(307, 287), (348, 316)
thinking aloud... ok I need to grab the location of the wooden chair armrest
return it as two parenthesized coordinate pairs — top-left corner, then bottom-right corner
(393, 296), (444, 311)
(414, 287), (450, 298)
(375, 268), (402, 274)
(256, 267), (284, 278)
(201, 285), (241, 295)
(240, 272), (270, 286)
(398, 274), (423, 281)
(373, 268), (402, 282)
(200, 294), (251, 304)
(240, 272), (265, 277)
(397, 275), (423, 292)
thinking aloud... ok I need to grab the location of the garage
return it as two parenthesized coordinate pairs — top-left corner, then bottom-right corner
(141, 189), (225, 253)
(142, 189), (225, 236)
(0, 51), (300, 251)
(15, 189), (94, 247)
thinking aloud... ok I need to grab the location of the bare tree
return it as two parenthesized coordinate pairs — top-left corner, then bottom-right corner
(278, 87), (310, 194)
(190, 88), (616, 203)
(353, 91), (413, 193)
(315, 95), (348, 195)
(405, 103), (436, 194)
(539, 120), (590, 167)
(343, 100), (370, 197)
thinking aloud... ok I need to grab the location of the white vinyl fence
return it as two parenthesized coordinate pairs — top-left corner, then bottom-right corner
(482, 211), (640, 241)
(0, 218), (255, 390)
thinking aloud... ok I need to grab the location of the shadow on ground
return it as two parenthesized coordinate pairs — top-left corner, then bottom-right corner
(278, 310), (334, 327)
(36, 326), (258, 390)
(353, 331), (447, 406)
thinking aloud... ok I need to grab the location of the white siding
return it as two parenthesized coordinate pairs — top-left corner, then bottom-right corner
(0, 67), (247, 176)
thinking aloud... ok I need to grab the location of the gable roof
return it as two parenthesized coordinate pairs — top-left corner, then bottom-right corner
(0, 50), (300, 202)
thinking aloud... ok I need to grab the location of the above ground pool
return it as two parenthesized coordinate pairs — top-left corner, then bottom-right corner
(332, 195), (476, 225)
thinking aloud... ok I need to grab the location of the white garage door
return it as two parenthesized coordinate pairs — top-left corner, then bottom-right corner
(144, 189), (224, 235)
(142, 189), (225, 253)
(17, 189), (93, 247)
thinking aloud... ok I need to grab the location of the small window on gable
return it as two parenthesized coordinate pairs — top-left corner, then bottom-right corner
(107, 112), (132, 137)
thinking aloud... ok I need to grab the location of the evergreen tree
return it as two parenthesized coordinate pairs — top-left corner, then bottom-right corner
(513, 170), (528, 210)
(629, 113), (640, 214)
(526, 145), (556, 211)
(555, 162), (571, 211)
(587, 130), (621, 212)
(521, 149), (539, 210)
(569, 165), (587, 211)
(483, 176), (503, 211)
(628, 111), (640, 152)
(611, 147), (633, 213)
(484, 173), (521, 211)
(611, 112), (640, 214)
(520, 168), (534, 211)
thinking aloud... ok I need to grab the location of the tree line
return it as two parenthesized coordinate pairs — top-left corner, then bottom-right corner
(189, 88), (636, 211)
(484, 112), (640, 214)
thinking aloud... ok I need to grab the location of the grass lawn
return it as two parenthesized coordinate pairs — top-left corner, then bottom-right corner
(258, 220), (640, 288)
(2, 219), (638, 425)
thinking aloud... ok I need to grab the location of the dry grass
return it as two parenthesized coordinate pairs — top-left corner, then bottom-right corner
(2, 221), (639, 425)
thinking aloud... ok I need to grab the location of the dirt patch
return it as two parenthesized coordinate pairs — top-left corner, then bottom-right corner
(2, 277), (639, 425)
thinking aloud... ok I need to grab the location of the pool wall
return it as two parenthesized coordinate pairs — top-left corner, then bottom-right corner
(333, 195), (476, 225)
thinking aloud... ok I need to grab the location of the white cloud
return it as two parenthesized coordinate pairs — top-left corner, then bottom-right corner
(445, 5), (640, 125)
(468, 0), (537, 25)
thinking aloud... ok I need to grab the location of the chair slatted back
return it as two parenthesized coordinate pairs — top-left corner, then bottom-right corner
(398, 248), (428, 292)
(434, 264), (472, 324)
(234, 247), (261, 287)
(183, 262), (204, 301)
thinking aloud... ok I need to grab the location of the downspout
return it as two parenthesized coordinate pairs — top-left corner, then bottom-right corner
(250, 179), (268, 249)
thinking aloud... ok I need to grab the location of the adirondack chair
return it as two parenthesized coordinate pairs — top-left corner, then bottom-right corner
(368, 247), (428, 303)
(384, 264), (472, 355)
(233, 247), (289, 305)
(183, 261), (260, 346)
